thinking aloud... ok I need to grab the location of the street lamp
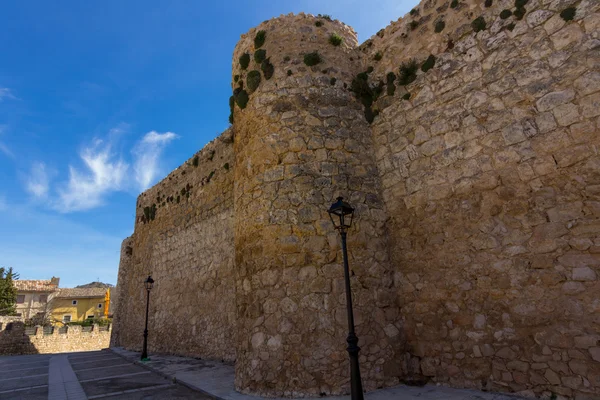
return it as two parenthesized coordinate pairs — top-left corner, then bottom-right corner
(141, 275), (154, 361)
(328, 197), (364, 400)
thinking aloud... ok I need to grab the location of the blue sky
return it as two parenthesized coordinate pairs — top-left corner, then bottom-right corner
(0, 0), (418, 288)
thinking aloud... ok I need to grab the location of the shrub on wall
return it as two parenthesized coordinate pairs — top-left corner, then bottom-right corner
(500, 9), (512, 19)
(254, 30), (266, 49)
(304, 52), (322, 66)
(403, 93), (411, 100)
(471, 16), (486, 32)
(254, 49), (267, 64)
(234, 89), (249, 109)
(450, 0), (459, 8)
(421, 55), (436, 72)
(514, 7), (526, 20)
(329, 33), (343, 46)
(315, 20), (323, 27)
(386, 72), (396, 96)
(247, 70), (262, 93)
(514, 0), (528, 7)
(398, 59), (418, 86)
(239, 53), (250, 70)
(560, 7), (576, 21)
(374, 52), (383, 61)
(317, 14), (332, 21)
(485, 0), (493, 7)
(261, 59), (274, 80)
(409, 20), (419, 31)
(434, 20), (445, 33)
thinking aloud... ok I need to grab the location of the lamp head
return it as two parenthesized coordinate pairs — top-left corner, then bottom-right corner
(328, 196), (354, 231)
(144, 275), (154, 291)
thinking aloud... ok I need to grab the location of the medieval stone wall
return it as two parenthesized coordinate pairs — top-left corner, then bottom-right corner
(364, 0), (600, 398)
(113, 0), (600, 398)
(0, 318), (111, 355)
(113, 131), (237, 362)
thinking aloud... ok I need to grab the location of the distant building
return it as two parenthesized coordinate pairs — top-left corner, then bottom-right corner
(51, 288), (110, 324)
(13, 277), (60, 320)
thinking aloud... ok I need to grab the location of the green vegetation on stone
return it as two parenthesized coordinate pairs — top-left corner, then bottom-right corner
(330, 77), (337, 86)
(450, 0), (459, 9)
(261, 59), (274, 80)
(287, 70), (293, 76)
(317, 14), (332, 21)
(421, 55), (436, 72)
(398, 59), (418, 86)
(409, 20), (419, 31)
(234, 89), (249, 109)
(254, 30), (266, 49)
(403, 93), (411, 100)
(484, 0), (493, 7)
(192, 155), (199, 167)
(514, 7), (526, 20)
(247, 70), (261, 93)
(374, 52), (383, 61)
(410, 8), (418, 16)
(506, 23), (516, 31)
(471, 16), (486, 32)
(254, 49), (267, 64)
(329, 33), (343, 46)
(239, 53), (250, 70)
(315, 20), (323, 27)
(514, 0), (528, 8)
(500, 9), (512, 19)
(560, 7), (576, 21)
(386, 72), (396, 96)
(434, 20), (445, 33)
(304, 52), (322, 66)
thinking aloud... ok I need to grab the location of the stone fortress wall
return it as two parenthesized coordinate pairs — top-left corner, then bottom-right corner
(0, 317), (111, 355)
(113, 0), (600, 398)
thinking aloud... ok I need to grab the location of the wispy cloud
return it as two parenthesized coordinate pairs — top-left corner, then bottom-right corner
(0, 125), (14, 159)
(0, 88), (17, 101)
(56, 139), (128, 212)
(133, 131), (178, 191)
(25, 162), (50, 199)
(43, 127), (177, 213)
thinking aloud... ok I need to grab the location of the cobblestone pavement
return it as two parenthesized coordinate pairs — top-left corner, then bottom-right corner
(112, 347), (526, 400)
(0, 350), (210, 399)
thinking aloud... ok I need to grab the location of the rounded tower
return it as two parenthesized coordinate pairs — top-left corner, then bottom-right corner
(231, 14), (404, 396)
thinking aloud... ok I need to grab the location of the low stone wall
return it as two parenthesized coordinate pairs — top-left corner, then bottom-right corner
(0, 319), (111, 355)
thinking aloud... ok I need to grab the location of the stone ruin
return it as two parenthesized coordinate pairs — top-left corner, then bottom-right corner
(111, 0), (600, 398)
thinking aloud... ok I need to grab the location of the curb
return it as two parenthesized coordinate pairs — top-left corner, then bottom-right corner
(108, 347), (224, 400)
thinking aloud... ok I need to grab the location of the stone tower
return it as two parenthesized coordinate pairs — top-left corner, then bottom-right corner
(231, 14), (404, 397)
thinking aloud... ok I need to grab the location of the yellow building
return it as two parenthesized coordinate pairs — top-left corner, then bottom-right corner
(50, 288), (110, 324)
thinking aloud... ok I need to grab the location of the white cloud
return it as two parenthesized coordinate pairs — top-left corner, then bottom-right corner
(133, 131), (178, 191)
(0, 125), (14, 159)
(29, 127), (177, 213)
(56, 139), (128, 212)
(0, 88), (17, 101)
(25, 162), (50, 199)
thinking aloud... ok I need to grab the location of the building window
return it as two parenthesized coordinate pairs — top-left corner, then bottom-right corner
(39, 294), (48, 303)
(63, 315), (71, 323)
(16, 295), (25, 304)
(72, 300), (78, 305)
(98, 303), (103, 309)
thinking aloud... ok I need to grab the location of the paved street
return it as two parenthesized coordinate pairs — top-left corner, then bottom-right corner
(0, 350), (209, 399)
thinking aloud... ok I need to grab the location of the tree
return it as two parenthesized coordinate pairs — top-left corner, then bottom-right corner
(0, 267), (18, 316)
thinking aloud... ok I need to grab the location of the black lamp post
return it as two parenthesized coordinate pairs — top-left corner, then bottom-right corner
(141, 275), (154, 361)
(328, 197), (364, 400)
